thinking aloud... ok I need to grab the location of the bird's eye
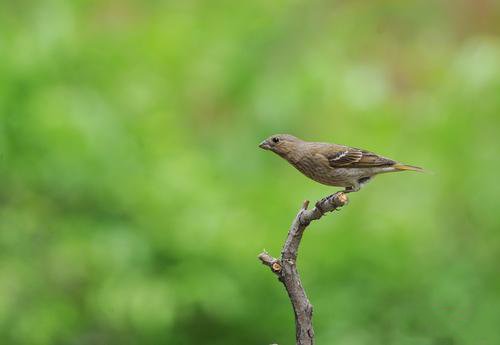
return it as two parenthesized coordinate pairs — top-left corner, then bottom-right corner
(272, 137), (279, 143)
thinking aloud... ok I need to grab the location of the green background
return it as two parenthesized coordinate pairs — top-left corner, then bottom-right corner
(1, 1), (500, 344)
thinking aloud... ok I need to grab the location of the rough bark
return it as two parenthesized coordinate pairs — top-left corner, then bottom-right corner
(258, 192), (349, 345)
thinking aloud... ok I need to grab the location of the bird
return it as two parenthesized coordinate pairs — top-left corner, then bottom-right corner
(259, 134), (424, 193)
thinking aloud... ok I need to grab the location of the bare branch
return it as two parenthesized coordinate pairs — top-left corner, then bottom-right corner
(258, 191), (349, 345)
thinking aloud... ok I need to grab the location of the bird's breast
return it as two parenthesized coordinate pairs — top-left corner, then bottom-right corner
(290, 155), (352, 187)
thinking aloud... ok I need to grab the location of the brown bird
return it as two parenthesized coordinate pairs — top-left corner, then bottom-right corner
(259, 134), (423, 193)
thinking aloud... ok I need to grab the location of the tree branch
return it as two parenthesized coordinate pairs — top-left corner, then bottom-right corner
(258, 192), (349, 345)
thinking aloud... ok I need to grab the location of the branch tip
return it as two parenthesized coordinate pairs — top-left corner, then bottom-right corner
(302, 200), (310, 210)
(258, 252), (278, 265)
(337, 192), (348, 205)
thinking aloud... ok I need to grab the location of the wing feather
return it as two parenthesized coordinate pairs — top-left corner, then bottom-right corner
(328, 149), (363, 166)
(325, 146), (396, 168)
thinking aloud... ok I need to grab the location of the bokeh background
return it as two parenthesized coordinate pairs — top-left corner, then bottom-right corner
(1, 0), (500, 344)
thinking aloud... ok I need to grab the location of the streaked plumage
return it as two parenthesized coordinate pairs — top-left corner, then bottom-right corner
(259, 134), (423, 192)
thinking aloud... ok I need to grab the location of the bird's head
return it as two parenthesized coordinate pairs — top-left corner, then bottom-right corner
(259, 134), (301, 157)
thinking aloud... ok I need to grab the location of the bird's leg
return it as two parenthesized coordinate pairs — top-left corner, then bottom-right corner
(342, 182), (361, 194)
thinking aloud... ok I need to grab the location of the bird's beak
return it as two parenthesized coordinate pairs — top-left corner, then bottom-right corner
(259, 140), (271, 150)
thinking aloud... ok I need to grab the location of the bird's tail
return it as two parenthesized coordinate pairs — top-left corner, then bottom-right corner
(393, 163), (426, 173)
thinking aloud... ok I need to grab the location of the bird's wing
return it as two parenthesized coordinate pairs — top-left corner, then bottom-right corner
(320, 145), (396, 168)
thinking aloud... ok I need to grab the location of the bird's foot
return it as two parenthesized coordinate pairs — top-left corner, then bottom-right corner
(318, 191), (345, 204)
(341, 185), (360, 194)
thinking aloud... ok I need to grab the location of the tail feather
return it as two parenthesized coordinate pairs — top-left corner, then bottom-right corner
(393, 163), (425, 173)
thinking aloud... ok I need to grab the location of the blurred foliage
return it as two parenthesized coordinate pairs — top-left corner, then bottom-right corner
(1, 0), (500, 344)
